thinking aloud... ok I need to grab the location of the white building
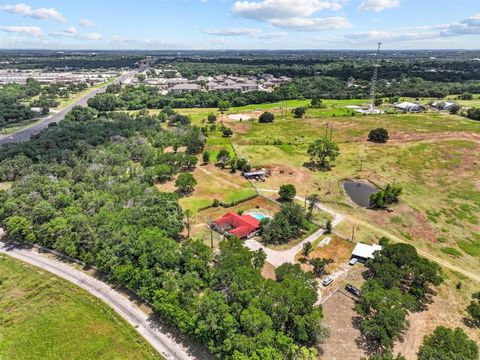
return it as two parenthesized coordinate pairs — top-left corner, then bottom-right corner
(395, 102), (425, 112)
(351, 243), (383, 262)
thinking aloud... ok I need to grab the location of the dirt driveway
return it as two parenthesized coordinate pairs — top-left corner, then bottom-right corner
(320, 291), (366, 360)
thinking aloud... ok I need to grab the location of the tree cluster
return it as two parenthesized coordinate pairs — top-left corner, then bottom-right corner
(356, 242), (442, 355)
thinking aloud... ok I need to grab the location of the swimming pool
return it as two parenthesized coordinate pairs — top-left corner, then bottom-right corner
(249, 212), (267, 221)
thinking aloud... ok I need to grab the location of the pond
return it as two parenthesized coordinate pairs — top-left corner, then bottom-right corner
(343, 180), (378, 207)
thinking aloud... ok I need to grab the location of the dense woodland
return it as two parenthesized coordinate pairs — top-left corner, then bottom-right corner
(0, 79), (89, 130)
(0, 108), (324, 359)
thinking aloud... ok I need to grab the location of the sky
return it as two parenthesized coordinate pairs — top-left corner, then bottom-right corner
(0, 0), (479, 50)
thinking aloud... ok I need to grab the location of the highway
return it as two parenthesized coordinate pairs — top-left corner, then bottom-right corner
(0, 236), (205, 360)
(0, 68), (140, 146)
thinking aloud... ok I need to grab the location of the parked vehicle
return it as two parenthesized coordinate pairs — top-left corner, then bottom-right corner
(322, 276), (334, 286)
(345, 283), (361, 297)
(349, 257), (358, 266)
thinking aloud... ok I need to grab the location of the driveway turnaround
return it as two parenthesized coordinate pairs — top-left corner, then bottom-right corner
(0, 239), (200, 360)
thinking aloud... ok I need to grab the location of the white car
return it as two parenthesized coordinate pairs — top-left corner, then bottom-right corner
(349, 257), (358, 266)
(322, 276), (334, 286)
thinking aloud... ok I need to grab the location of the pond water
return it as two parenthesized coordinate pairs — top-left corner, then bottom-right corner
(343, 180), (378, 207)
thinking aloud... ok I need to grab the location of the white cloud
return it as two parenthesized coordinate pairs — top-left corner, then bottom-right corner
(343, 13), (480, 45)
(0, 3), (66, 22)
(0, 25), (44, 37)
(270, 16), (351, 31)
(83, 32), (103, 41)
(231, 0), (348, 32)
(203, 27), (289, 39)
(64, 26), (78, 34)
(209, 38), (229, 45)
(79, 18), (95, 27)
(358, 0), (400, 13)
(203, 28), (261, 36)
(232, 0), (344, 20)
(440, 14), (480, 37)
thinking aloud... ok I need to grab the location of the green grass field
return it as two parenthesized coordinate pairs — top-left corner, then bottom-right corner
(216, 107), (480, 274)
(0, 255), (162, 360)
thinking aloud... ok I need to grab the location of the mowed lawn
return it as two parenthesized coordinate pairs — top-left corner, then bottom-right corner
(0, 255), (162, 360)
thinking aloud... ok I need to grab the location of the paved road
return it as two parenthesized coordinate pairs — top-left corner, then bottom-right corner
(0, 237), (200, 360)
(0, 69), (140, 146)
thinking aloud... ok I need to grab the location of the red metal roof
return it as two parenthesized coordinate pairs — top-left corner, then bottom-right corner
(213, 212), (260, 239)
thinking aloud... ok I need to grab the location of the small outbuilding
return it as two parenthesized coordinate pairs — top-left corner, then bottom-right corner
(351, 243), (383, 262)
(395, 102), (425, 112)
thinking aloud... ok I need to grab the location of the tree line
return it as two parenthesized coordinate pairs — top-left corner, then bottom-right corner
(0, 107), (325, 359)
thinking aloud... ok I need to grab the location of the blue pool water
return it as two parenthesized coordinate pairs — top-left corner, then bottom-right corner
(250, 212), (266, 221)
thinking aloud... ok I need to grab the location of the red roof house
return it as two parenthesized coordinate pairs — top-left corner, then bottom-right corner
(213, 212), (261, 239)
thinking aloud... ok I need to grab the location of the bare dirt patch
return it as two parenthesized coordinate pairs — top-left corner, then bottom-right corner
(320, 291), (366, 360)
(261, 261), (276, 280)
(394, 285), (480, 359)
(387, 131), (480, 144)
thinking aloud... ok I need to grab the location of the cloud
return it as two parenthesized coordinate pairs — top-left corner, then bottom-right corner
(270, 16), (351, 31)
(64, 26), (78, 34)
(79, 18), (95, 27)
(231, 0), (349, 31)
(203, 28), (260, 36)
(0, 25), (44, 37)
(358, 0), (400, 12)
(203, 27), (289, 39)
(208, 38), (229, 45)
(440, 14), (480, 37)
(343, 13), (480, 45)
(0, 3), (66, 22)
(232, 0), (344, 20)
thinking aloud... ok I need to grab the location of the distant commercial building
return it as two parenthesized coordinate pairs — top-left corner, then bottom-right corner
(170, 83), (200, 93)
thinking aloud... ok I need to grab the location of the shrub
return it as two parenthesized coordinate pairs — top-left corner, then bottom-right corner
(259, 111), (275, 123)
(368, 128), (389, 143)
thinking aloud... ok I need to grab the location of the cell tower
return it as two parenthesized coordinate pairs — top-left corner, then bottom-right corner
(368, 42), (382, 112)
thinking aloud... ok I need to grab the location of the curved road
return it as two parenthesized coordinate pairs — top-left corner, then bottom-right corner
(0, 239), (200, 360)
(0, 69), (140, 146)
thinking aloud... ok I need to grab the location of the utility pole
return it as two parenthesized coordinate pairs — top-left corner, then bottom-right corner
(369, 42), (382, 113)
(351, 222), (357, 242)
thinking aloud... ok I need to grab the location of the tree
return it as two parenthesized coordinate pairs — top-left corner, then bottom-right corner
(202, 151), (210, 164)
(311, 98), (325, 109)
(184, 209), (192, 238)
(368, 128), (389, 143)
(279, 184), (297, 202)
(175, 173), (197, 194)
(459, 92), (473, 100)
(293, 107), (306, 118)
(356, 282), (409, 352)
(207, 113), (217, 123)
(259, 112), (275, 123)
(252, 248), (267, 269)
(418, 326), (478, 360)
(370, 184), (402, 209)
(216, 149), (231, 169)
(5, 216), (36, 243)
(218, 100), (230, 112)
(310, 258), (333, 277)
(325, 220), (333, 234)
(448, 104), (461, 115)
(466, 291), (480, 327)
(302, 241), (313, 259)
(222, 127), (233, 137)
(307, 138), (340, 170)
